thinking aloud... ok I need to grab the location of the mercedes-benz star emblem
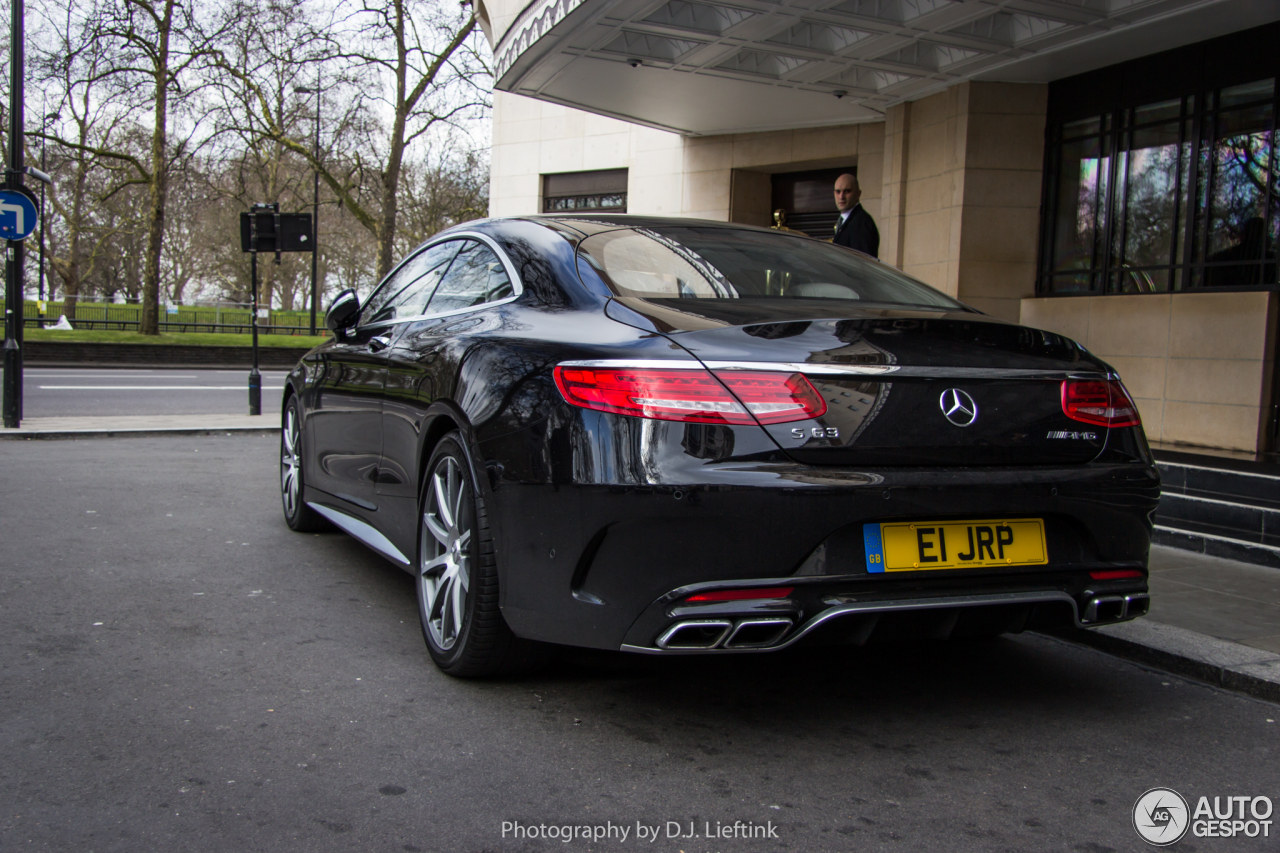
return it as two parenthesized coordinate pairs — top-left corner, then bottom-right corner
(939, 388), (978, 427)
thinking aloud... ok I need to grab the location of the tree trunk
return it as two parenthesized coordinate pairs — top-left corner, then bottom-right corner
(138, 1), (173, 336)
(375, 1), (410, 282)
(63, 272), (80, 322)
(377, 148), (403, 282)
(56, 230), (82, 323)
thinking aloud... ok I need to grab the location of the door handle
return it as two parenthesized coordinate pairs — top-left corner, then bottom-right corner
(368, 334), (393, 352)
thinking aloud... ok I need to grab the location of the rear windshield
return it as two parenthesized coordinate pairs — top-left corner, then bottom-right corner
(578, 226), (965, 311)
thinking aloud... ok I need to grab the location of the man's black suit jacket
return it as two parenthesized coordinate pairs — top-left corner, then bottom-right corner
(833, 205), (880, 258)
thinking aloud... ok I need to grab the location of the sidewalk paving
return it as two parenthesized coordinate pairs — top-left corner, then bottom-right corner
(1149, 545), (1280, 654)
(0, 413), (279, 438)
(1061, 545), (1280, 703)
(4, 413), (1278, 703)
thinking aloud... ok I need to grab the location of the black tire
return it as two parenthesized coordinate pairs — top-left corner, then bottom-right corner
(416, 431), (549, 677)
(280, 396), (330, 533)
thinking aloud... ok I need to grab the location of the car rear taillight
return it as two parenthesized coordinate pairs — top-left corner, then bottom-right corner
(553, 366), (826, 425)
(1089, 569), (1144, 580)
(685, 587), (794, 602)
(1061, 379), (1141, 428)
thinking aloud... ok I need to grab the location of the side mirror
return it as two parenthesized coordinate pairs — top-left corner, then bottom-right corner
(325, 289), (360, 337)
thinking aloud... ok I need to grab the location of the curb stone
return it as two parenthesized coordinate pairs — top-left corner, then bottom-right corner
(1046, 619), (1280, 704)
(0, 426), (279, 440)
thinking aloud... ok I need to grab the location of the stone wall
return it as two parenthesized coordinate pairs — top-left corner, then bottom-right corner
(880, 82), (1047, 322)
(681, 123), (884, 223)
(1021, 291), (1279, 453)
(489, 92), (685, 218)
(489, 91), (885, 225)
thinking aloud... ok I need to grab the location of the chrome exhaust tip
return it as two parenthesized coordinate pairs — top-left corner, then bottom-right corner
(723, 618), (794, 649)
(656, 620), (733, 650)
(1083, 593), (1147, 624)
(1124, 593), (1150, 618)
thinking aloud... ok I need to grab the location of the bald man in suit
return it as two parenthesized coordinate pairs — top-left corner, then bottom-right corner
(832, 173), (879, 259)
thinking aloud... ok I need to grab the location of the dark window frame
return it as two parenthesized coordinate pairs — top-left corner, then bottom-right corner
(542, 169), (628, 214)
(1037, 22), (1280, 297)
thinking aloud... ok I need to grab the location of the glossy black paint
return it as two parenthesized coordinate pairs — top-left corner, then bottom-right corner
(286, 215), (1160, 654)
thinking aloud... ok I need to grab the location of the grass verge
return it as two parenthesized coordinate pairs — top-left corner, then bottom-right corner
(24, 329), (329, 348)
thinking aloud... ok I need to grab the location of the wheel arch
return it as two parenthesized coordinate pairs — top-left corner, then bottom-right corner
(416, 401), (477, 495)
(281, 369), (307, 418)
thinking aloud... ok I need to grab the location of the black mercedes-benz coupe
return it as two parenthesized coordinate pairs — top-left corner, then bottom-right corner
(280, 215), (1160, 677)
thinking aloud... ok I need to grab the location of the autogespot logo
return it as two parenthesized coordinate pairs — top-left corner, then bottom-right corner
(1133, 788), (1190, 846)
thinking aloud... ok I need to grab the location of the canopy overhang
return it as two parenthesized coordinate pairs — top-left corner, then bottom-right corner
(491, 0), (1280, 136)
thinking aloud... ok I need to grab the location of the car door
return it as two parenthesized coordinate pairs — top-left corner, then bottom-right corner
(306, 240), (462, 514)
(376, 237), (519, 554)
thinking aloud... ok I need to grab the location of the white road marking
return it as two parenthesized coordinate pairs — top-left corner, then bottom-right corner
(26, 374), (200, 379)
(38, 386), (288, 390)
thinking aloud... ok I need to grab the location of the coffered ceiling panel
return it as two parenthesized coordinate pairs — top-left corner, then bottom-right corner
(765, 21), (877, 53)
(643, 0), (757, 33)
(602, 29), (706, 59)
(491, 0), (1279, 135)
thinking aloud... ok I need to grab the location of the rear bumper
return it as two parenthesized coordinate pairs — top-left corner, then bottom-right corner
(487, 454), (1160, 651)
(621, 586), (1151, 655)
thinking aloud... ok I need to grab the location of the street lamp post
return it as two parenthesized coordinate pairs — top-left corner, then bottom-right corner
(3, 0), (27, 428)
(295, 81), (321, 335)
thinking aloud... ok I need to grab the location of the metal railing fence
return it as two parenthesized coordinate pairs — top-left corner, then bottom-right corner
(23, 301), (322, 336)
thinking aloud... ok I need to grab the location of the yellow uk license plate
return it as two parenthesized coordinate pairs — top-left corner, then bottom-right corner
(863, 519), (1047, 573)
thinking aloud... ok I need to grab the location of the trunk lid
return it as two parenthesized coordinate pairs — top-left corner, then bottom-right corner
(605, 299), (1117, 466)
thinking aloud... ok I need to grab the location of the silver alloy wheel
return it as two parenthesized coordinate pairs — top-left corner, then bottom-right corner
(420, 456), (472, 650)
(281, 406), (302, 518)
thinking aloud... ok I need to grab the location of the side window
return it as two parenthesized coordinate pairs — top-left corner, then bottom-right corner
(361, 240), (463, 326)
(425, 240), (514, 314)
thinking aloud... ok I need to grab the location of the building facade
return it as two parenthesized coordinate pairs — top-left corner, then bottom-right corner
(482, 0), (1280, 455)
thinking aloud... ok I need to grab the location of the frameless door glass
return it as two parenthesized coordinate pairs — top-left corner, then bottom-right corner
(1119, 121), (1182, 290)
(1174, 116), (1194, 289)
(425, 241), (513, 314)
(1220, 78), (1274, 109)
(1107, 135), (1130, 290)
(1051, 132), (1108, 281)
(1134, 98), (1181, 125)
(1062, 116), (1100, 138)
(362, 240), (463, 326)
(1201, 102), (1275, 286)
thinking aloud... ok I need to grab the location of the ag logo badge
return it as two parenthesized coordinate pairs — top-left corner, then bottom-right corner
(1133, 787), (1190, 846)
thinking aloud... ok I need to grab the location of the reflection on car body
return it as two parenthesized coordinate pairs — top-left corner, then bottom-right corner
(277, 215), (1160, 677)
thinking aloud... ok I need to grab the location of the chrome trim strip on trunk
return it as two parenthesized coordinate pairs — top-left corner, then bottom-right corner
(708, 363), (1112, 380)
(308, 502), (411, 566)
(620, 591), (1080, 654)
(557, 358), (1111, 381)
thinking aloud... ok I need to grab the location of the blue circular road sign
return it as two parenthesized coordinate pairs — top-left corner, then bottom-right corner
(0, 189), (40, 241)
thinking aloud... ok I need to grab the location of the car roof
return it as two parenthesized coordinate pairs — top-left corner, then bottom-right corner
(447, 214), (813, 241)
(524, 214), (801, 237)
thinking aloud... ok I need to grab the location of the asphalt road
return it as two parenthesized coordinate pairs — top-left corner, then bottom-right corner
(22, 367), (290, 417)
(1, 435), (1276, 852)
